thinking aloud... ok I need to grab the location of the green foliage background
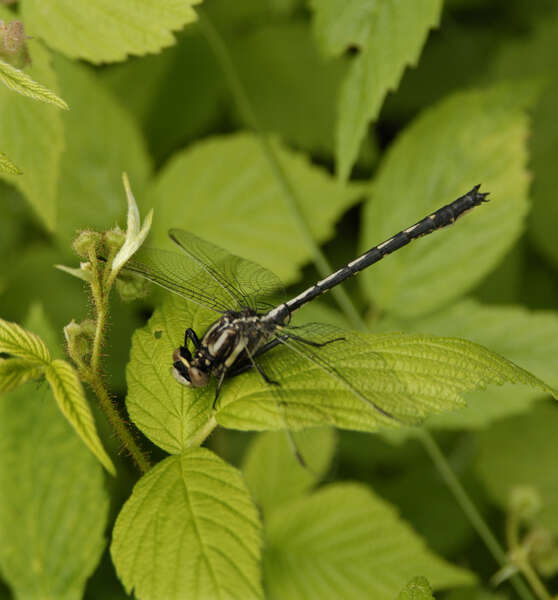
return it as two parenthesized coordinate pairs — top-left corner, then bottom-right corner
(1, 1), (558, 599)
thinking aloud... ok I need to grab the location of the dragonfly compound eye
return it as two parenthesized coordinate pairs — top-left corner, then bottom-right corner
(172, 347), (194, 386)
(188, 366), (210, 387)
(171, 365), (192, 386)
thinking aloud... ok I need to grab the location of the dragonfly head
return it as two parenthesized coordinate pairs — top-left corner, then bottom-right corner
(172, 347), (211, 388)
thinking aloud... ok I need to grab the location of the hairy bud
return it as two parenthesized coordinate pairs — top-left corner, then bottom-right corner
(104, 226), (126, 255)
(0, 19), (30, 67)
(64, 319), (96, 363)
(509, 485), (541, 523)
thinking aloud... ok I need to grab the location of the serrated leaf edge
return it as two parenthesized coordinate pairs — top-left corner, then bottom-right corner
(45, 359), (116, 475)
(0, 150), (22, 174)
(0, 56), (68, 109)
(0, 318), (51, 364)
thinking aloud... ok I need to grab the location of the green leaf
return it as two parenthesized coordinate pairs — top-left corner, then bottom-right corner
(0, 24), (64, 230)
(21, 0), (202, 64)
(101, 27), (222, 163)
(55, 262), (93, 284)
(329, 0), (443, 181)
(0, 151), (21, 175)
(397, 300), (558, 428)
(476, 402), (558, 534)
(0, 357), (44, 393)
(0, 317), (50, 364)
(488, 11), (558, 82)
(0, 55), (68, 108)
(0, 385), (110, 600)
(242, 428), (336, 516)
(310, 0), (377, 57)
(485, 14), (558, 269)
(111, 449), (263, 600)
(381, 22), (495, 124)
(217, 332), (558, 433)
(147, 133), (362, 283)
(127, 292), (557, 444)
(361, 84), (531, 318)
(398, 577), (434, 600)
(126, 295), (216, 454)
(264, 483), (473, 599)
(371, 445), (485, 557)
(529, 78), (558, 269)
(444, 588), (507, 600)
(53, 55), (152, 245)
(0, 246), (88, 342)
(22, 303), (65, 360)
(229, 21), (349, 157)
(0, 308), (109, 600)
(45, 359), (116, 475)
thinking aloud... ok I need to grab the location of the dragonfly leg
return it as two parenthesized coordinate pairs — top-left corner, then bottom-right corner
(284, 332), (345, 348)
(252, 360), (279, 386)
(227, 338), (282, 378)
(228, 348), (280, 385)
(185, 328), (202, 349)
(213, 371), (226, 409)
(226, 361), (252, 377)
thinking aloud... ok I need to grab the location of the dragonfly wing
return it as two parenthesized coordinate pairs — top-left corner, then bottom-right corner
(169, 229), (284, 311)
(241, 344), (310, 466)
(268, 323), (402, 424)
(123, 247), (232, 313)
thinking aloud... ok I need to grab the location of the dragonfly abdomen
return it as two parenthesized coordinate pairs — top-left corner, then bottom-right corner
(281, 185), (488, 314)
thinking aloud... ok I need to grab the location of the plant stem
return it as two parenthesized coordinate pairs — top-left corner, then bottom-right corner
(87, 371), (151, 474)
(418, 429), (535, 600)
(507, 512), (552, 600)
(199, 11), (540, 600)
(82, 249), (151, 473)
(89, 248), (106, 375)
(187, 415), (218, 449)
(517, 562), (552, 600)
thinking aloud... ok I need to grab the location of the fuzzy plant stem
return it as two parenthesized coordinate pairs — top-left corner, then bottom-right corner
(82, 248), (151, 474)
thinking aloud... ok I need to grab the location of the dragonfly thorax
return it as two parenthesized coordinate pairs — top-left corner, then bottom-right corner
(172, 308), (272, 388)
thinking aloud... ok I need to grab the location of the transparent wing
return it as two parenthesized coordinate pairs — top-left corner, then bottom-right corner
(272, 323), (398, 424)
(220, 323), (401, 433)
(169, 229), (284, 312)
(120, 229), (285, 313)
(242, 344), (309, 466)
(123, 247), (231, 313)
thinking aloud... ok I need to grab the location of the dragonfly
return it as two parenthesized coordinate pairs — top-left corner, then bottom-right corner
(123, 185), (488, 425)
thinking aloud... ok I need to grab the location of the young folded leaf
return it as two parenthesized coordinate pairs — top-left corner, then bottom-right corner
(111, 173), (153, 274)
